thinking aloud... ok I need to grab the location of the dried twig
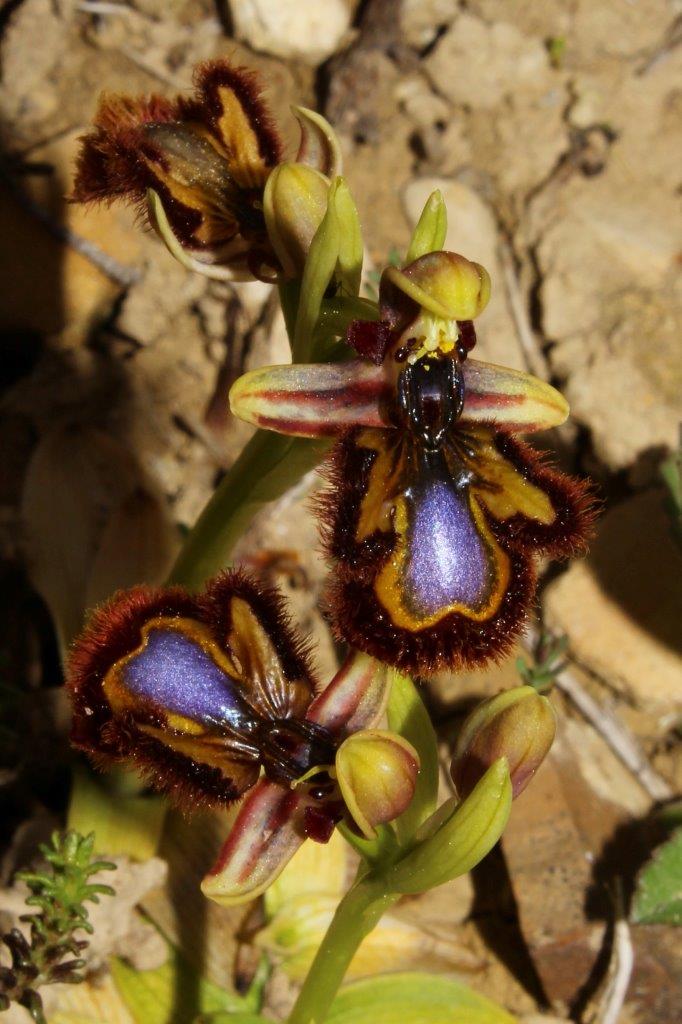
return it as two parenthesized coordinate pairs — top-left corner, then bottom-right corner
(0, 161), (141, 287)
(590, 882), (634, 1024)
(498, 238), (550, 380)
(524, 624), (674, 803)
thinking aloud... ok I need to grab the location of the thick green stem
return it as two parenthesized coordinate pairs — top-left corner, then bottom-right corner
(287, 879), (397, 1024)
(168, 431), (330, 589)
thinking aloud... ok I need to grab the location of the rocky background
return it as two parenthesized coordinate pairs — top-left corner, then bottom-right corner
(0, 1), (680, 1022)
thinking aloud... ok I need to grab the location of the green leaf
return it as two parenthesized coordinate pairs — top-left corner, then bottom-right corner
(326, 973), (518, 1023)
(111, 946), (253, 1024)
(383, 759), (512, 894)
(631, 828), (682, 925)
(68, 767), (166, 860)
(387, 671), (439, 845)
(192, 1011), (270, 1019)
(405, 190), (447, 264)
(660, 439), (682, 547)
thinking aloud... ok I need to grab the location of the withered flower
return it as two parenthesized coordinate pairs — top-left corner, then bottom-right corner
(72, 60), (338, 280)
(230, 251), (596, 673)
(67, 572), (410, 903)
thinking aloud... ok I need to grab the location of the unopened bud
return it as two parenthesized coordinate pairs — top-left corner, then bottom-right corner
(384, 251), (491, 323)
(335, 729), (419, 840)
(451, 686), (556, 800)
(263, 163), (330, 277)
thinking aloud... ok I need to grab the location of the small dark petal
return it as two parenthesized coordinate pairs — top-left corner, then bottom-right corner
(4, 928), (31, 963)
(49, 959), (86, 981)
(456, 320), (477, 358)
(22, 989), (44, 1015)
(303, 803), (342, 843)
(346, 319), (394, 365)
(0, 965), (17, 987)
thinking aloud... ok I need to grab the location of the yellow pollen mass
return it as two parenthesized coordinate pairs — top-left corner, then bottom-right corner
(406, 314), (459, 364)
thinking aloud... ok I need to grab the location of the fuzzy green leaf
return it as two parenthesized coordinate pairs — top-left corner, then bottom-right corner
(405, 190), (447, 263)
(326, 973), (518, 1023)
(386, 671), (439, 845)
(631, 828), (682, 925)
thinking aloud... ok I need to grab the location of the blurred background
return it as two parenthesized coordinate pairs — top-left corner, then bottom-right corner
(0, 1), (680, 1022)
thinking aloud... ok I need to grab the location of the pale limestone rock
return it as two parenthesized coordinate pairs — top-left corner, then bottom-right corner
(394, 75), (451, 127)
(544, 491), (682, 712)
(400, 0), (458, 49)
(0, 0), (71, 128)
(426, 14), (553, 109)
(229, 0), (352, 64)
(534, 174), (681, 470)
(402, 177), (523, 368)
(425, 13), (569, 196)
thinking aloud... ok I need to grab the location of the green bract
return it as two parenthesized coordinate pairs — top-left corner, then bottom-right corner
(384, 759), (512, 894)
(405, 189), (448, 264)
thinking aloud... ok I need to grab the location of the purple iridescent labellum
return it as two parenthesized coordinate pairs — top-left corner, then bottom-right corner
(122, 626), (253, 730)
(400, 478), (494, 618)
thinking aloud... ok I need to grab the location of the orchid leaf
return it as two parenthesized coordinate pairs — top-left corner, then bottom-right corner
(387, 671), (439, 845)
(111, 944), (259, 1024)
(384, 759), (512, 894)
(326, 973), (518, 1023)
(405, 189), (447, 263)
(631, 828), (682, 925)
(67, 767), (166, 860)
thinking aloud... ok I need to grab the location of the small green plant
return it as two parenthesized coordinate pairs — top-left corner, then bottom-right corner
(516, 633), (569, 693)
(0, 830), (115, 1023)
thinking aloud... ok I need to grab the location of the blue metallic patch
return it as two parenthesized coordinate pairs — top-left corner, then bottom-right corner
(123, 628), (250, 729)
(402, 477), (493, 617)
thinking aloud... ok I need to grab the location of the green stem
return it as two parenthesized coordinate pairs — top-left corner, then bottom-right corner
(287, 878), (397, 1024)
(168, 431), (330, 589)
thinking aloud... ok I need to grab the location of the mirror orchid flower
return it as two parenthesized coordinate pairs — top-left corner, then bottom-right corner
(72, 59), (339, 281)
(230, 251), (595, 674)
(67, 572), (417, 904)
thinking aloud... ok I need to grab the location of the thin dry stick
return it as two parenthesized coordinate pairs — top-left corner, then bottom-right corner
(591, 883), (634, 1024)
(524, 625), (673, 803)
(498, 239), (551, 380)
(0, 163), (141, 288)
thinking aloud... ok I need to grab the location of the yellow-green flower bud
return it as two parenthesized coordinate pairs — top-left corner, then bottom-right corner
(263, 162), (330, 278)
(335, 729), (419, 840)
(451, 685), (556, 800)
(384, 251), (491, 323)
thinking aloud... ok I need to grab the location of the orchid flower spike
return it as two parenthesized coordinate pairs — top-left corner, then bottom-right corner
(72, 60), (341, 281)
(67, 571), (415, 905)
(230, 247), (596, 674)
